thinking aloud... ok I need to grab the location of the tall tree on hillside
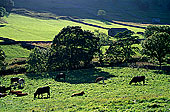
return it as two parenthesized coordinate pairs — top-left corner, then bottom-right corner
(0, 0), (14, 12)
(47, 26), (100, 71)
(105, 30), (139, 64)
(93, 30), (111, 65)
(0, 7), (8, 18)
(97, 10), (106, 18)
(141, 32), (170, 68)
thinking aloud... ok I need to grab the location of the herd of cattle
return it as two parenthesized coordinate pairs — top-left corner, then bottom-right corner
(0, 72), (145, 99)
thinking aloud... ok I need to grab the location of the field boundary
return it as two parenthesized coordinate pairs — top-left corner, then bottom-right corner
(67, 17), (146, 29)
(0, 37), (51, 50)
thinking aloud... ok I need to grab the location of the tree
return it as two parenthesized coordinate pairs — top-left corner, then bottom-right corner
(93, 30), (111, 65)
(0, 0), (14, 12)
(47, 26), (100, 71)
(0, 48), (6, 71)
(141, 32), (170, 68)
(105, 30), (139, 64)
(105, 42), (124, 64)
(0, 7), (8, 18)
(27, 47), (49, 73)
(97, 10), (106, 17)
(144, 25), (170, 38)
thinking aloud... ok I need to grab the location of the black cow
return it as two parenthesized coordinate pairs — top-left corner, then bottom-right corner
(34, 86), (50, 98)
(55, 73), (66, 80)
(11, 77), (20, 84)
(129, 76), (145, 85)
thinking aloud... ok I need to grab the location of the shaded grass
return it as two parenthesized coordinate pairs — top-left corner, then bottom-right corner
(0, 67), (169, 111)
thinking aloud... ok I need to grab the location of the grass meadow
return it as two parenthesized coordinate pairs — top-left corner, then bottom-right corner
(0, 67), (170, 112)
(0, 14), (144, 41)
(0, 13), (169, 112)
(0, 45), (30, 63)
(0, 45), (30, 59)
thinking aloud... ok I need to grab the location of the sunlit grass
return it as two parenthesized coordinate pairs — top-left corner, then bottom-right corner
(0, 14), (145, 41)
(0, 14), (107, 41)
(0, 67), (169, 111)
(0, 45), (30, 59)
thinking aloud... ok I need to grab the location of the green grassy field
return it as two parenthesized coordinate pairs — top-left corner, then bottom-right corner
(0, 45), (30, 61)
(0, 67), (169, 111)
(82, 19), (145, 33)
(0, 14), (107, 41)
(0, 14), (144, 41)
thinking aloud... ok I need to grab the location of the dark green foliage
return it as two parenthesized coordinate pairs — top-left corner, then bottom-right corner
(94, 30), (111, 46)
(0, 7), (8, 17)
(105, 30), (139, 64)
(97, 10), (106, 16)
(142, 32), (170, 67)
(105, 42), (124, 64)
(144, 25), (170, 38)
(0, 48), (6, 71)
(94, 30), (111, 65)
(48, 26), (100, 71)
(0, 0), (14, 12)
(27, 47), (49, 73)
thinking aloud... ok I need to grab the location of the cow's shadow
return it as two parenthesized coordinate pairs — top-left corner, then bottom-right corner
(0, 25), (6, 27)
(25, 68), (116, 84)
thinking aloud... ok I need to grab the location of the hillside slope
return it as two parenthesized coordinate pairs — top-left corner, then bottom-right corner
(14, 0), (170, 24)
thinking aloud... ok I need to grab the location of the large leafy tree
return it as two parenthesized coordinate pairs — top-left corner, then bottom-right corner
(141, 32), (170, 68)
(144, 25), (170, 38)
(47, 26), (100, 71)
(93, 30), (111, 65)
(27, 47), (49, 73)
(105, 30), (139, 64)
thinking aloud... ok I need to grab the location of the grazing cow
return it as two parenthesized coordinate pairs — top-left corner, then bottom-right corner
(0, 93), (7, 98)
(71, 91), (85, 97)
(55, 73), (66, 80)
(11, 77), (20, 84)
(16, 93), (28, 97)
(129, 76), (145, 85)
(17, 78), (25, 87)
(9, 90), (22, 95)
(0, 86), (11, 93)
(11, 82), (18, 89)
(95, 77), (105, 83)
(34, 86), (50, 98)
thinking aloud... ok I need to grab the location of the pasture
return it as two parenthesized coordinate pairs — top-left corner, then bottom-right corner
(0, 14), (144, 41)
(0, 67), (169, 111)
(0, 45), (30, 62)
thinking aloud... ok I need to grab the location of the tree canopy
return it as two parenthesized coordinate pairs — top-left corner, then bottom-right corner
(144, 25), (170, 38)
(105, 30), (139, 64)
(142, 32), (170, 67)
(0, 0), (14, 12)
(48, 26), (100, 71)
(0, 7), (8, 18)
(27, 47), (49, 73)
